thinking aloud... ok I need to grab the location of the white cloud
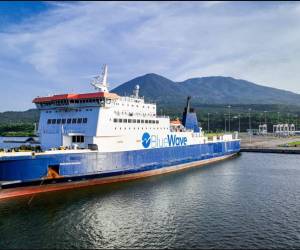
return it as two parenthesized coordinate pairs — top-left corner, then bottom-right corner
(1, 1), (300, 111)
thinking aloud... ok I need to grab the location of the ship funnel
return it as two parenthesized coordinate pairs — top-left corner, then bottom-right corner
(91, 64), (109, 92)
(182, 96), (200, 133)
(186, 96), (191, 113)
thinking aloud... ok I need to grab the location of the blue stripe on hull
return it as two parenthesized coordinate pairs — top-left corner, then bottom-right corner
(0, 141), (240, 182)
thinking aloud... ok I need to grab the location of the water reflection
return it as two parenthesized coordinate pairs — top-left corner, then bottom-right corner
(0, 153), (300, 249)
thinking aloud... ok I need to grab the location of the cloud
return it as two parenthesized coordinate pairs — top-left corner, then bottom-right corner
(1, 1), (300, 111)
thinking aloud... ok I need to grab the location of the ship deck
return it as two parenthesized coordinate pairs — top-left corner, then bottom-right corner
(0, 139), (240, 159)
(0, 149), (93, 158)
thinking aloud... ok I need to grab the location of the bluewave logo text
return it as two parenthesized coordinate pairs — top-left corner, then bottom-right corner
(142, 133), (187, 148)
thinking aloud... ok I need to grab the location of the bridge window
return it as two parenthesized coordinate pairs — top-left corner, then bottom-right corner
(72, 136), (84, 143)
(118, 118), (122, 123)
(83, 118), (88, 123)
(47, 119), (51, 124)
(67, 119), (72, 124)
(72, 118), (77, 124)
(137, 119), (140, 123)
(123, 119), (127, 123)
(141, 120), (144, 123)
(145, 120), (149, 124)
(113, 118), (117, 123)
(77, 118), (82, 124)
(128, 119), (132, 123)
(62, 119), (66, 124)
(52, 119), (56, 124)
(57, 119), (61, 124)
(133, 119), (136, 123)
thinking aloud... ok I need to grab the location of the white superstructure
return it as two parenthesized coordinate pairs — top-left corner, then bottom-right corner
(33, 66), (236, 153)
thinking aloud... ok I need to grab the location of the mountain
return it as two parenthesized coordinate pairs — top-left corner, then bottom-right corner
(1, 73), (300, 126)
(0, 109), (39, 124)
(112, 73), (300, 107)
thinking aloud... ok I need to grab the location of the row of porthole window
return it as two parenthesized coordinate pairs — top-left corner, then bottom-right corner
(41, 99), (103, 107)
(47, 118), (88, 125)
(114, 111), (155, 117)
(46, 109), (92, 113)
(115, 127), (168, 130)
(113, 118), (159, 124)
(115, 103), (155, 109)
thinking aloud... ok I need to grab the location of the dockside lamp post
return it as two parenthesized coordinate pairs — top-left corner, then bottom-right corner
(233, 114), (241, 133)
(228, 105), (231, 132)
(248, 108), (252, 143)
(238, 113), (241, 133)
(224, 114), (227, 133)
(264, 111), (267, 125)
(207, 113), (210, 133)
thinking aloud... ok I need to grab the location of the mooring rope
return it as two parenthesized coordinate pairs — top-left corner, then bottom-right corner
(27, 170), (48, 206)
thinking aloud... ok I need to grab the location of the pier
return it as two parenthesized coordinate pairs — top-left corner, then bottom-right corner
(240, 133), (300, 154)
(240, 148), (300, 154)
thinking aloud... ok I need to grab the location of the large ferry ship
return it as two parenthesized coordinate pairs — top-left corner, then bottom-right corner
(0, 65), (240, 199)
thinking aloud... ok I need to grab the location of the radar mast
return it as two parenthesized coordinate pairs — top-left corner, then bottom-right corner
(91, 64), (109, 92)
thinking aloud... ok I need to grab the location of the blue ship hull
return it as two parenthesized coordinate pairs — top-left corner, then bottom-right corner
(0, 141), (240, 185)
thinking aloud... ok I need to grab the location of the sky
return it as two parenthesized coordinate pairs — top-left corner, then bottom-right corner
(1, 1), (300, 111)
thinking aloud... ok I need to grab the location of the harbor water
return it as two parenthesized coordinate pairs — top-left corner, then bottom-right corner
(0, 152), (299, 249)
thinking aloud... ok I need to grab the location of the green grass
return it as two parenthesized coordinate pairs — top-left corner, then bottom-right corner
(279, 141), (300, 147)
(286, 141), (300, 147)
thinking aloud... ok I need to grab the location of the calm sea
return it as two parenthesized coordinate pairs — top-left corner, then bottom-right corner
(0, 153), (299, 249)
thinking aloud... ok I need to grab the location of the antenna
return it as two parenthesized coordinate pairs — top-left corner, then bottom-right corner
(133, 85), (140, 98)
(91, 64), (109, 92)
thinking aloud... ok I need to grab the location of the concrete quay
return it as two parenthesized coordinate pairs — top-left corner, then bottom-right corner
(239, 133), (300, 154)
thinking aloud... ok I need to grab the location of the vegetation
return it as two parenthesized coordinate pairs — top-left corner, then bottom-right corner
(1, 104), (300, 136)
(0, 123), (36, 137)
(279, 141), (300, 147)
(164, 104), (300, 133)
(0, 109), (39, 124)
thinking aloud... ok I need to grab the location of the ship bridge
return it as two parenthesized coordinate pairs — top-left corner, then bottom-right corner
(32, 91), (120, 150)
(33, 92), (119, 110)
